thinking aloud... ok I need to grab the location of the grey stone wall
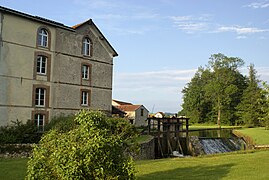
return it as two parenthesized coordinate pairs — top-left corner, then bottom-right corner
(133, 136), (155, 160)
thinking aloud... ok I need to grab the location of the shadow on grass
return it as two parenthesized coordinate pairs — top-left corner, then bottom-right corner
(137, 163), (234, 180)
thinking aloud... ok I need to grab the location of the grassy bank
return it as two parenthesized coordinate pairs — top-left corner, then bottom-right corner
(0, 158), (28, 180)
(2, 150), (269, 180)
(1, 127), (268, 179)
(136, 150), (269, 180)
(235, 127), (269, 145)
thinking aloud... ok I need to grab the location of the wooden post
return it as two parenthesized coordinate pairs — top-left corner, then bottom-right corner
(148, 118), (151, 135)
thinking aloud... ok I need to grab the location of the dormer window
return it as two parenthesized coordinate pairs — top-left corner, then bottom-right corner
(37, 28), (48, 47)
(82, 37), (91, 56)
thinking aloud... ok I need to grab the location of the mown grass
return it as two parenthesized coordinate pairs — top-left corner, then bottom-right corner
(189, 124), (239, 130)
(235, 127), (269, 145)
(0, 158), (28, 180)
(1, 127), (268, 179)
(136, 150), (269, 180)
(3, 150), (269, 180)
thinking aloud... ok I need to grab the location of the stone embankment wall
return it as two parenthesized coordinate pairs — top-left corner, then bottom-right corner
(132, 136), (155, 160)
(1, 137), (156, 160)
(0, 144), (33, 158)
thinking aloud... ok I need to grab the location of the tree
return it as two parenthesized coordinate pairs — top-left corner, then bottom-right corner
(260, 82), (269, 129)
(180, 67), (211, 124)
(204, 53), (245, 127)
(180, 53), (247, 126)
(26, 110), (137, 179)
(236, 64), (264, 127)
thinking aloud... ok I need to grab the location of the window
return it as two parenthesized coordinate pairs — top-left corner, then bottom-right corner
(83, 37), (91, 56)
(36, 55), (47, 75)
(34, 52), (51, 81)
(34, 114), (45, 132)
(81, 90), (89, 106)
(38, 28), (48, 47)
(35, 88), (46, 107)
(33, 85), (50, 108)
(141, 109), (144, 116)
(82, 65), (89, 79)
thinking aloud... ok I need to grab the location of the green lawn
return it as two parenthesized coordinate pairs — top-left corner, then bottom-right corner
(0, 158), (28, 180)
(1, 127), (268, 179)
(136, 150), (269, 180)
(235, 127), (269, 145)
(189, 124), (239, 130)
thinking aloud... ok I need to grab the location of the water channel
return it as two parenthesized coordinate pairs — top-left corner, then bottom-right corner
(188, 128), (246, 155)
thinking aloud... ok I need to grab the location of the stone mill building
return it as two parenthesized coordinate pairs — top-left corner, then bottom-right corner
(0, 6), (118, 130)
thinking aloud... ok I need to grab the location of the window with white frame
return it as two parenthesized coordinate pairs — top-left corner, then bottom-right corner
(35, 88), (46, 107)
(83, 37), (91, 56)
(82, 65), (89, 80)
(34, 114), (45, 132)
(36, 55), (47, 75)
(38, 28), (48, 47)
(81, 91), (89, 106)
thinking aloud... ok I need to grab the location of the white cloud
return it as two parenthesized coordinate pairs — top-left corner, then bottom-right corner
(114, 69), (196, 88)
(256, 67), (269, 82)
(236, 35), (247, 39)
(216, 26), (268, 34)
(245, 1), (269, 9)
(170, 14), (268, 38)
(170, 15), (212, 33)
(113, 69), (196, 113)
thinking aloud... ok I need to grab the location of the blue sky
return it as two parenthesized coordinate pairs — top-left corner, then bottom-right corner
(1, 0), (269, 113)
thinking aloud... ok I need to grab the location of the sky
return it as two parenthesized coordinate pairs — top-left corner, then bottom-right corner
(1, 0), (269, 113)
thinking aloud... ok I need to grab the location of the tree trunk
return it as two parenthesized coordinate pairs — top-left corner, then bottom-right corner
(217, 97), (221, 128)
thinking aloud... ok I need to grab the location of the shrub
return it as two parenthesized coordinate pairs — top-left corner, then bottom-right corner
(45, 114), (77, 132)
(26, 110), (137, 179)
(0, 120), (41, 144)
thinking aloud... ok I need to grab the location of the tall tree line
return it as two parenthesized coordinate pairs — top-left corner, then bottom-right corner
(180, 53), (268, 127)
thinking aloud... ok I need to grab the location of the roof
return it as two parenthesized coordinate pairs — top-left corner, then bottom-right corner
(72, 19), (118, 57)
(155, 112), (165, 116)
(112, 99), (133, 106)
(0, 6), (74, 31)
(0, 6), (118, 57)
(112, 105), (126, 115)
(117, 105), (142, 112)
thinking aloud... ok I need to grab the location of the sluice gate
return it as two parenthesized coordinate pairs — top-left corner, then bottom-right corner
(147, 117), (190, 158)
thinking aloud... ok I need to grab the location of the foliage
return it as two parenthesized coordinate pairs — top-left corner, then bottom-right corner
(236, 64), (265, 127)
(180, 53), (247, 126)
(26, 110), (137, 180)
(0, 120), (41, 144)
(259, 82), (269, 129)
(45, 114), (77, 132)
(180, 67), (213, 124)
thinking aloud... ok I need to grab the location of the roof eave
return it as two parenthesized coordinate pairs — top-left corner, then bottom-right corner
(0, 6), (75, 32)
(73, 19), (118, 57)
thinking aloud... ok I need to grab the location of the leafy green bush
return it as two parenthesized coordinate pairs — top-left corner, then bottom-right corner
(26, 110), (137, 179)
(45, 114), (77, 132)
(0, 120), (40, 144)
